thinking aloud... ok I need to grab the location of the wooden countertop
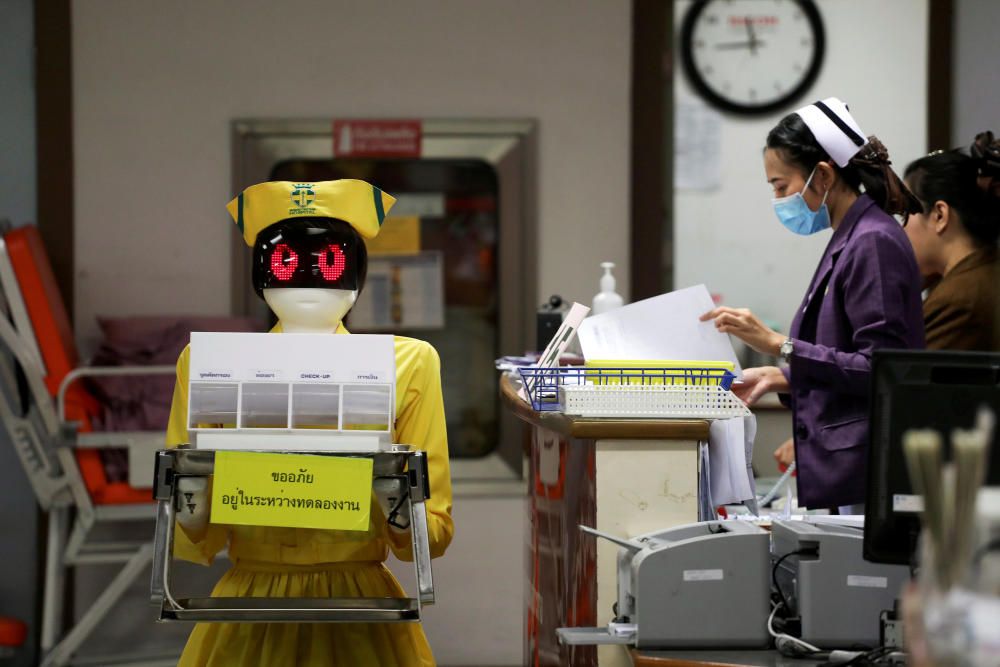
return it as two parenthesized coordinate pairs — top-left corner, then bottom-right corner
(499, 373), (710, 441)
(630, 649), (824, 667)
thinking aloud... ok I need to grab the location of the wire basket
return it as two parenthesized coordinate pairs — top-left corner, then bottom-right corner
(560, 384), (750, 419)
(518, 365), (737, 413)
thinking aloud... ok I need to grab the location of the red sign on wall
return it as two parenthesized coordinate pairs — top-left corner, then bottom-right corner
(332, 120), (422, 158)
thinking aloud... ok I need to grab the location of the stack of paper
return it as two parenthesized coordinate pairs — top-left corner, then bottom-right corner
(577, 284), (742, 376)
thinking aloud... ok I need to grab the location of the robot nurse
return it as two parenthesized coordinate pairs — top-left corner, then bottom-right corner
(165, 180), (453, 666)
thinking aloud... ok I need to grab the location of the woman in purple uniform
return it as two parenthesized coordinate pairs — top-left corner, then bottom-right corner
(702, 98), (925, 512)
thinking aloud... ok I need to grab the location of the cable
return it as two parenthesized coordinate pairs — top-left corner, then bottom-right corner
(769, 549), (822, 658)
(768, 604), (898, 663)
(821, 645), (896, 666)
(768, 602), (822, 656)
(759, 462), (796, 507)
(771, 548), (810, 616)
(769, 549), (896, 662)
(385, 486), (411, 530)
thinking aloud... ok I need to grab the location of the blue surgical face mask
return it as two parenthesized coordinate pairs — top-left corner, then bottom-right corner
(771, 167), (831, 235)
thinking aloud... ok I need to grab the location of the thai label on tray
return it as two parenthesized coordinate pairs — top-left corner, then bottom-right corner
(210, 451), (372, 531)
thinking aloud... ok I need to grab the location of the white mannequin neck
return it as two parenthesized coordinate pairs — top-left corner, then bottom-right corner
(263, 288), (357, 334)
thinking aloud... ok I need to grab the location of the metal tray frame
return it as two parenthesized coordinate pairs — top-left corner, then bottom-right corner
(150, 445), (434, 623)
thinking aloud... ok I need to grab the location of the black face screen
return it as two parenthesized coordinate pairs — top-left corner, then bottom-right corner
(252, 219), (363, 293)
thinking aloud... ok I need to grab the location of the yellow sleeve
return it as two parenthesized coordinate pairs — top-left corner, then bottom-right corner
(387, 342), (454, 561)
(165, 346), (191, 448)
(166, 345), (228, 565)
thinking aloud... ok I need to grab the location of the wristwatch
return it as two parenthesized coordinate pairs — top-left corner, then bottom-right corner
(779, 338), (794, 364)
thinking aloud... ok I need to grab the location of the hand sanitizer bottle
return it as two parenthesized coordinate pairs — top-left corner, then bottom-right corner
(591, 262), (624, 315)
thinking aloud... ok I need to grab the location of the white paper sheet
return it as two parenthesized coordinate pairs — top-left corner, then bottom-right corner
(577, 284), (742, 375)
(708, 415), (755, 506)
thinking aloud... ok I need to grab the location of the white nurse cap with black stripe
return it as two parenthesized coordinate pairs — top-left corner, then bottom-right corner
(794, 97), (868, 167)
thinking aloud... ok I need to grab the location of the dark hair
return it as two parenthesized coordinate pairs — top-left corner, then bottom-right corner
(970, 130), (1000, 180)
(766, 113), (921, 217)
(905, 149), (1000, 247)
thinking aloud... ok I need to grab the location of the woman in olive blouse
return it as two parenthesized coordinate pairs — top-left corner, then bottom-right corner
(903, 133), (1000, 351)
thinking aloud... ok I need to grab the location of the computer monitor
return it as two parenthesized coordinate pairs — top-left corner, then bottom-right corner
(864, 350), (1000, 565)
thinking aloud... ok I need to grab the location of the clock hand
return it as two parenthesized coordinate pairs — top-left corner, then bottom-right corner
(714, 40), (767, 50)
(745, 16), (760, 56)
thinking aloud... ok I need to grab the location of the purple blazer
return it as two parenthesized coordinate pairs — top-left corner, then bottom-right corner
(781, 194), (925, 508)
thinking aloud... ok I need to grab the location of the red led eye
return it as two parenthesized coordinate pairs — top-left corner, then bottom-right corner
(270, 243), (298, 281)
(318, 244), (347, 281)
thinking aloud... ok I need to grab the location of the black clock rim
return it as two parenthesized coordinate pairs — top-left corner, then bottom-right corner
(680, 0), (826, 116)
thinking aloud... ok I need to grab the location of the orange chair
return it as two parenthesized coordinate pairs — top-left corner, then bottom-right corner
(0, 224), (175, 666)
(6, 225), (163, 503)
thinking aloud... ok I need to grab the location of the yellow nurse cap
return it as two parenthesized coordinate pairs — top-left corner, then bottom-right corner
(226, 179), (397, 246)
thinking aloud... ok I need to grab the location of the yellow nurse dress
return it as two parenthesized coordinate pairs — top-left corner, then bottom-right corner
(165, 323), (454, 666)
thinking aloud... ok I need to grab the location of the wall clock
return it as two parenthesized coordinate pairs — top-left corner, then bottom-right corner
(680, 0), (825, 115)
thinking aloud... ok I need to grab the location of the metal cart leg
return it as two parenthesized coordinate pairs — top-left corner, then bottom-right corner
(408, 451), (435, 606)
(40, 543), (154, 667)
(410, 500), (435, 606)
(41, 506), (68, 654)
(149, 499), (170, 608)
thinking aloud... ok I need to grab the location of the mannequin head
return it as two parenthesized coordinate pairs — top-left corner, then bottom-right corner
(226, 179), (395, 333)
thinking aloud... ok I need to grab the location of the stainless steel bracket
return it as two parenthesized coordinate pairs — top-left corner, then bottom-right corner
(150, 446), (434, 623)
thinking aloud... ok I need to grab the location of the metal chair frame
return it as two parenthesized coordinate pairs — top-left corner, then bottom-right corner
(0, 231), (176, 666)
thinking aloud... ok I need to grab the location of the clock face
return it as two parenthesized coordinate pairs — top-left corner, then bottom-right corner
(681, 0), (825, 114)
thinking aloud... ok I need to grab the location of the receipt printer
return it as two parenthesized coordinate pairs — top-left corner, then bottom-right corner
(557, 521), (771, 649)
(536, 295), (568, 350)
(771, 519), (910, 648)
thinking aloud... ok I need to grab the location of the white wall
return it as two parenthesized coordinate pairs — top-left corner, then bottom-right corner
(72, 0), (632, 349)
(674, 0), (928, 333)
(953, 0), (1000, 147)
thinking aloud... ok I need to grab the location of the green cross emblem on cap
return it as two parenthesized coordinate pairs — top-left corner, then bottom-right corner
(290, 184), (315, 208)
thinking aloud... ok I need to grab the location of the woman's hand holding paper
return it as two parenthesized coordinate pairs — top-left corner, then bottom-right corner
(700, 306), (784, 356)
(731, 366), (789, 405)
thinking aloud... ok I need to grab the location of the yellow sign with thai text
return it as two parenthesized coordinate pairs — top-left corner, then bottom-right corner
(210, 451), (373, 531)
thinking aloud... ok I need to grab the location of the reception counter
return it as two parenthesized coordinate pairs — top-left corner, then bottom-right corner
(500, 374), (710, 667)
